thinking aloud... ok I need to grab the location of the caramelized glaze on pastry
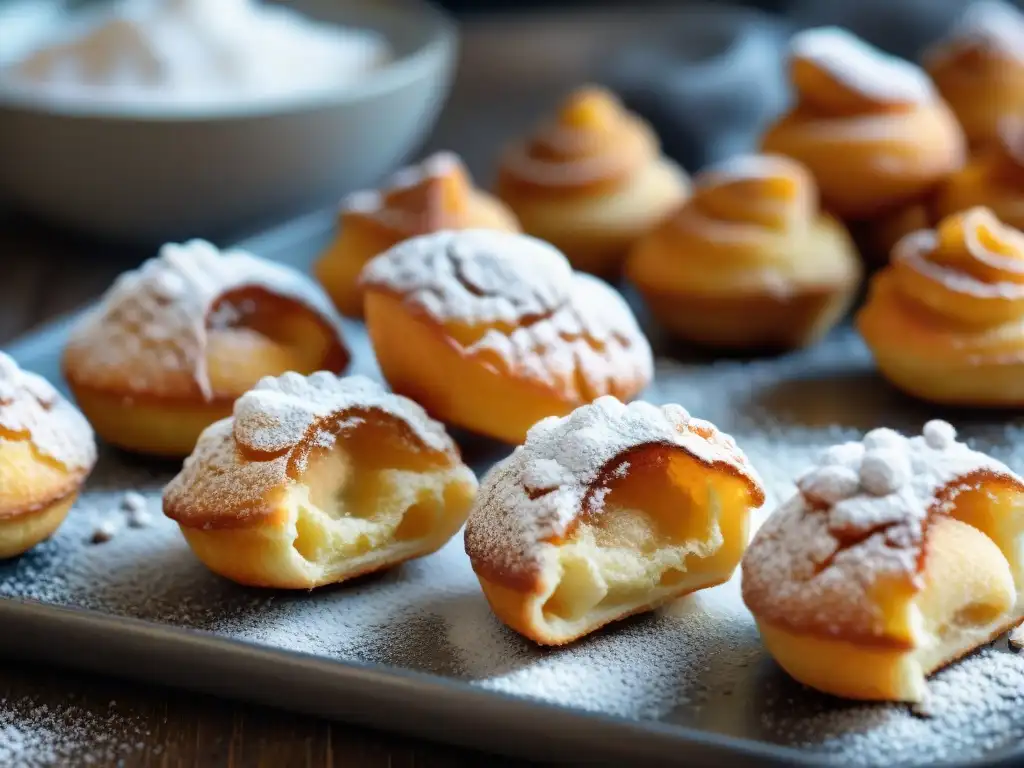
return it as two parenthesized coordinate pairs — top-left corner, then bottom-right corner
(360, 229), (654, 444)
(315, 152), (520, 318)
(858, 207), (1024, 405)
(465, 396), (765, 645)
(937, 121), (1024, 232)
(63, 240), (349, 457)
(163, 373), (478, 589)
(762, 27), (965, 224)
(495, 86), (689, 278)
(925, 1), (1024, 151)
(742, 422), (1024, 702)
(0, 352), (96, 558)
(627, 154), (861, 350)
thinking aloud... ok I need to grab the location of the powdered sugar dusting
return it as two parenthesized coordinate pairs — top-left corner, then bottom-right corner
(164, 373), (457, 527)
(791, 27), (935, 105)
(64, 239), (345, 401)
(927, 0), (1024, 67)
(0, 351), (95, 472)
(465, 397), (764, 585)
(742, 421), (1019, 641)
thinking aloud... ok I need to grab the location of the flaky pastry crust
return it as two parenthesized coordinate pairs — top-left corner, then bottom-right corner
(742, 422), (1024, 702)
(627, 154), (861, 350)
(0, 352), (96, 558)
(924, 1), (1024, 152)
(858, 207), (1024, 405)
(360, 229), (654, 444)
(315, 152), (520, 318)
(63, 240), (349, 457)
(495, 85), (689, 278)
(762, 28), (965, 227)
(163, 372), (477, 589)
(465, 397), (765, 645)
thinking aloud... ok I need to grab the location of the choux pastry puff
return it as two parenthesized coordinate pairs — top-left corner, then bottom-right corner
(742, 422), (1024, 702)
(495, 85), (689, 278)
(858, 207), (1024, 406)
(314, 151), (520, 317)
(762, 27), (966, 267)
(465, 396), (765, 645)
(0, 352), (96, 558)
(627, 153), (861, 351)
(63, 239), (349, 457)
(925, 0), (1024, 152)
(360, 228), (654, 444)
(163, 372), (478, 589)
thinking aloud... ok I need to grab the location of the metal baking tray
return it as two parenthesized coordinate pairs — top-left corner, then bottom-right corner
(2, 212), (1023, 768)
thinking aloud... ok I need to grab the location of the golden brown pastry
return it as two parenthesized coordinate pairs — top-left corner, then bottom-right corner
(315, 152), (520, 318)
(627, 154), (861, 350)
(63, 240), (349, 458)
(0, 352), (96, 558)
(163, 372), (478, 589)
(360, 229), (654, 444)
(465, 396), (765, 646)
(495, 85), (689, 278)
(742, 422), (1024, 702)
(936, 120), (1024, 232)
(762, 27), (966, 265)
(858, 207), (1024, 405)
(925, 0), (1024, 152)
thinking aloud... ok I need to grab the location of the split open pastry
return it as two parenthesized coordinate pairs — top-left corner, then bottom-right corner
(314, 151), (519, 318)
(924, 1), (1024, 152)
(163, 372), (478, 589)
(936, 121), (1024, 232)
(0, 352), (96, 558)
(742, 421), (1024, 702)
(465, 396), (765, 645)
(495, 85), (689, 278)
(63, 239), (349, 457)
(627, 153), (861, 351)
(858, 206), (1024, 406)
(360, 228), (654, 444)
(761, 27), (965, 265)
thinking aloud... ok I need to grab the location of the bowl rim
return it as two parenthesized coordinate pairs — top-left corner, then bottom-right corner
(0, 0), (458, 122)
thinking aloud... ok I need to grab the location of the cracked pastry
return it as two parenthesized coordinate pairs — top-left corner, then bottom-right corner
(924, 1), (1024, 152)
(495, 85), (689, 278)
(936, 121), (1024, 233)
(465, 396), (765, 646)
(627, 154), (861, 351)
(360, 228), (654, 444)
(163, 372), (478, 589)
(0, 352), (96, 558)
(761, 27), (965, 264)
(63, 240), (349, 457)
(742, 422), (1024, 702)
(857, 207), (1024, 405)
(314, 152), (520, 318)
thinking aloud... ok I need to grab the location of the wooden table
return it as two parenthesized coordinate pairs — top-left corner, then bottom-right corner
(0, 11), (673, 766)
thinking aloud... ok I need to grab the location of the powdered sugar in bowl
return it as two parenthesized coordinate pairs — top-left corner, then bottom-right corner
(0, 0), (457, 242)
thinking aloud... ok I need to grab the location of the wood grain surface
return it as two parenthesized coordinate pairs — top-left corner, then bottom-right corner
(0, 10), (668, 766)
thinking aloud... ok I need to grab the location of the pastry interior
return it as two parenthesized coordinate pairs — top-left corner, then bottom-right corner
(743, 423), (1024, 702)
(164, 373), (477, 589)
(924, 0), (1024, 152)
(495, 85), (689, 278)
(361, 229), (653, 444)
(465, 397), (765, 645)
(627, 153), (861, 350)
(63, 240), (349, 457)
(315, 151), (519, 318)
(857, 206), (1024, 405)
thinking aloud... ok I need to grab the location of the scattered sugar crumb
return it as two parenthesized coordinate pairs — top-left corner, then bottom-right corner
(89, 520), (118, 545)
(1010, 624), (1024, 651)
(120, 492), (153, 528)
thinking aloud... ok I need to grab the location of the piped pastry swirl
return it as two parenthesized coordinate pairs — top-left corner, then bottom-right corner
(496, 85), (689, 277)
(628, 153), (861, 350)
(938, 120), (1024, 232)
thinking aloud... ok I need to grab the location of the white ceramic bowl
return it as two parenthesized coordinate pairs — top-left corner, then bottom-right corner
(0, 0), (458, 243)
